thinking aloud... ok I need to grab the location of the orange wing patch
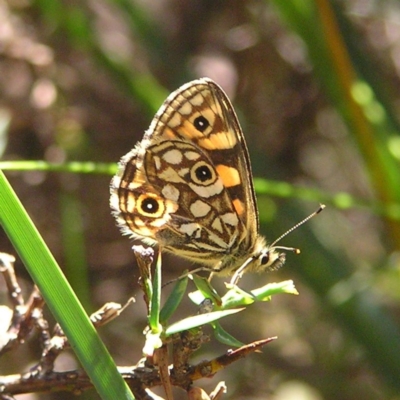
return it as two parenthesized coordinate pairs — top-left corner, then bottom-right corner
(198, 132), (237, 150)
(232, 198), (245, 216)
(216, 164), (241, 188)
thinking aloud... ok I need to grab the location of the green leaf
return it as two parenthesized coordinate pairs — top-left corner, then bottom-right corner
(224, 280), (298, 310)
(148, 251), (162, 333)
(221, 284), (257, 308)
(251, 280), (299, 299)
(212, 322), (245, 347)
(159, 275), (188, 323)
(165, 308), (244, 336)
(191, 274), (222, 305)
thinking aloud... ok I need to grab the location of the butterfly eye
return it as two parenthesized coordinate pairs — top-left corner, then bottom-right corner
(191, 161), (216, 185)
(260, 253), (270, 266)
(137, 194), (165, 218)
(193, 116), (209, 132)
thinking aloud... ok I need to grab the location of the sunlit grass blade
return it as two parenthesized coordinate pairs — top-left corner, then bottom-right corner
(4, 161), (400, 222)
(0, 160), (116, 174)
(0, 170), (134, 400)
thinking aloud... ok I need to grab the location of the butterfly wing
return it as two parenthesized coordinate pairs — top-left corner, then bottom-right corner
(110, 78), (260, 267)
(149, 79), (260, 236)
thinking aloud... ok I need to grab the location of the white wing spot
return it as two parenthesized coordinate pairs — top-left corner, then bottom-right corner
(179, 223), (201, 238)
(179, 101), (193, 115)
(154, 156), (162, 170)
(169, 113), (181, 128)
(190, 93), (205, 106)
(162, 149), (183, 165)
(190, 200), (211, 218)
(189, 179), (224, 198)
(207, 232), (229, 249)
(159, 167), (185, 183)
(184, 151), (201, 160)
(221, 212), (239, 227)
(161, 184), (180, 202)
(211, 217), (223, 233)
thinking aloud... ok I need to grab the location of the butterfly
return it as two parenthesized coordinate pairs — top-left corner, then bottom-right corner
(110, 78), (290, 279)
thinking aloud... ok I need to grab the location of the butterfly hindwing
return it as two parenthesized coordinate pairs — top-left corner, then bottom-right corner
(143, 139), (243, 262)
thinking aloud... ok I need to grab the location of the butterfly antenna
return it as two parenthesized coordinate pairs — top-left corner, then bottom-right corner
(270, 204), (326, 251)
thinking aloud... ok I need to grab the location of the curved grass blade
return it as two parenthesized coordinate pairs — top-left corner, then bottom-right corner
(0, 170), (134, 399)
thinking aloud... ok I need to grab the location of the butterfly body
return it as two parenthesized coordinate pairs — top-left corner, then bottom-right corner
(110, 78), (285, 276)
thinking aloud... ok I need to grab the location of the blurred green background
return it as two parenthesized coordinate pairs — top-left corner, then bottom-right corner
(1, 0), (400, 399)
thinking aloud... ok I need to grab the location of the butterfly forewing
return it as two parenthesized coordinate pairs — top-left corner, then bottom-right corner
(151, 80), (260, 237)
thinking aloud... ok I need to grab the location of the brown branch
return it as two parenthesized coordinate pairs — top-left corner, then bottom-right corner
(0, 352), (236, 398)
(0, 324), (275, 397)
(188, 337), (277, 381)
(154, 345), (173, 400)
(171, 329), (210, 390)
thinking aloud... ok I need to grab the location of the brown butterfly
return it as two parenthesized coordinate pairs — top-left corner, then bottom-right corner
(110, 78), (300, 279)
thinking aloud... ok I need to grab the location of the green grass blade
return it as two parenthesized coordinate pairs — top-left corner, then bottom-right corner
(0, 170), (134, 399)
(148, 251), (162, 332)
(0, 160), (116, 175)
(2, 160), (400, 222)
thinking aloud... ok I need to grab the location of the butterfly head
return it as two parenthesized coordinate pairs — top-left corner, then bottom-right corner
(226, 236), (295, 284)
(242, 236), (287, 274)
(256, 245), (287, 272)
